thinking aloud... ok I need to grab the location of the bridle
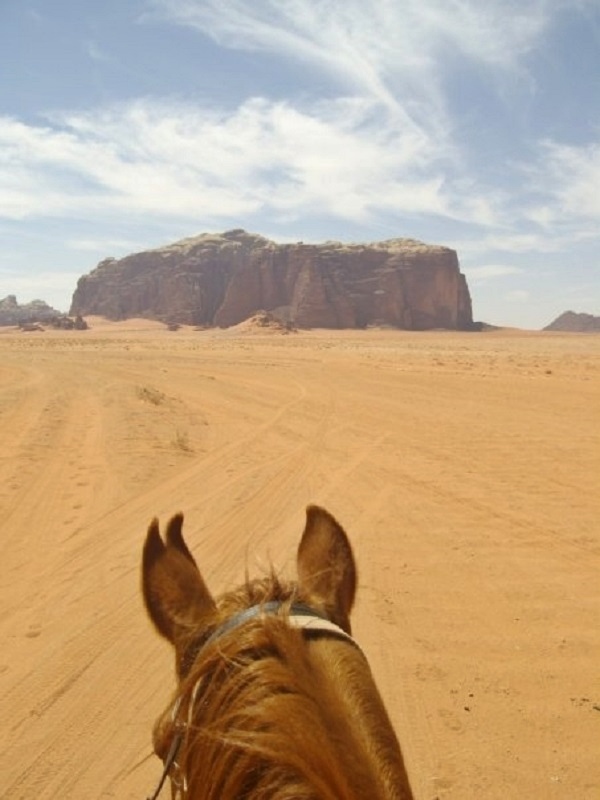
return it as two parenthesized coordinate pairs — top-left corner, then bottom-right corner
(145, 601), (360, 799)
(146, 706), (185, 800)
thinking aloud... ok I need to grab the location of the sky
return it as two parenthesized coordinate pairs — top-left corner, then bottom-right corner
(1, 0), (599, 328)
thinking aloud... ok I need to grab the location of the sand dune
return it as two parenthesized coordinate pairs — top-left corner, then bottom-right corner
(1, 322), (598, 798)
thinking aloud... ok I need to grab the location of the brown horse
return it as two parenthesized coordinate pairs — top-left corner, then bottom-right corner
(142, 505), (414, 799)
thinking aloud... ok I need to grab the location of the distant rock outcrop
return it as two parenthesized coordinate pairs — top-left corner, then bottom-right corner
(543, 311), (600, 332)
(70, 229), (474, 330)
(0, 295), (88, 330)
(0, 295), (59, 326)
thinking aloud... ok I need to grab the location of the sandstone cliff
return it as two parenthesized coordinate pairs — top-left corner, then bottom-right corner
(70, 230), (473, 330)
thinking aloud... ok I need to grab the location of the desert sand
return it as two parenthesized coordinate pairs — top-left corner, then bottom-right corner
(1, 320), (598, 799)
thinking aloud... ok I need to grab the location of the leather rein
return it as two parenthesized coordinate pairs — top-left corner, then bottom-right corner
(146, 601), (360, 800)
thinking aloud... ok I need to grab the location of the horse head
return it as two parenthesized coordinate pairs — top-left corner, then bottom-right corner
(142, 505), (414, 799)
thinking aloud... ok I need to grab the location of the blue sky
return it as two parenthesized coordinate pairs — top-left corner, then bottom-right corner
(1, 0), (599, 328)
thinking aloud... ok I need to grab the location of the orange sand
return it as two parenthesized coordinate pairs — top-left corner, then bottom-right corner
(1, 320), (599, 798)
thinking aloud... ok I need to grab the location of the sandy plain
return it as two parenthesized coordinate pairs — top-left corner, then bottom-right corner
(0, 319), (598, 799)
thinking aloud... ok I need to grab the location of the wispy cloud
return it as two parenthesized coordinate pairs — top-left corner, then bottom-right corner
(158, 0), (600, 63)
(135, 0), (600, 252)
(148, 1), (554, 100)
(66, 237), (143, 253)
(464, 264), (522, 282)
(0, 97), (500, 228)
(526, 140), (600, 223)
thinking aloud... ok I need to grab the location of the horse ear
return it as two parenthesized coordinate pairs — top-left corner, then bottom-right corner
(165, 512), (197, 567)
(142, 515), (216, 647)
(297, 505), (357, 633)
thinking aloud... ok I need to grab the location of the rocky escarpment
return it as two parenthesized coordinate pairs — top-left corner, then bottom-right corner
(70, 230), (473, 330)
(543, 311), (600, 332)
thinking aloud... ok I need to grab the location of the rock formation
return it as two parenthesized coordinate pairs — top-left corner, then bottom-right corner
(70, 229), (473, 330)
(0, 295), (88, 330)
(231, 310), (297, 334)
(543, 311), (600, 333)
(0, 295), (60, 326)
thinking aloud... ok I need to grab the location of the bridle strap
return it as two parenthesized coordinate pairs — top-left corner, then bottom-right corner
(286, 612), (360, 650)
(202, 601), (331, 648)
(146, 728), (183, 800)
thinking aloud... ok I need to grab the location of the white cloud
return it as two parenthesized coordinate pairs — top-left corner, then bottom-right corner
(508, 138), (600, 262)
(134, 0), (600, 247)
(0, 97), (497, 228)
(453, 233), (553, 258)
(66, 237), (143, 253)
(149, 1), (554, 75)
(453, 216), (600, 260)
(464, 264), (522, 282)
(532, 140), (600, 221)
(146, 0), (558, 134)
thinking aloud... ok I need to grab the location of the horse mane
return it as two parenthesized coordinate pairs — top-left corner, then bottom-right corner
(157, 575), (383, 799)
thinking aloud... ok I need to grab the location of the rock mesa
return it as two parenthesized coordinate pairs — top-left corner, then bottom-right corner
(70, 230), (473, 330)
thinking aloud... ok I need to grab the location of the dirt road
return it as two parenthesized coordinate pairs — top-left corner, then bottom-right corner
(1, 321), (598, 798)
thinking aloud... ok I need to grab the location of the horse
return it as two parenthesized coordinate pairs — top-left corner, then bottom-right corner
(142, 505), (415, 799)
